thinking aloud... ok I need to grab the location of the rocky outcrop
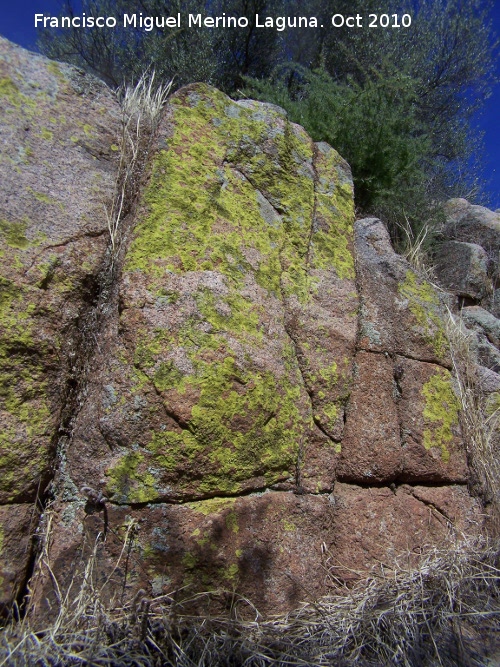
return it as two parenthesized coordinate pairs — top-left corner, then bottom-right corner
(443, 198), (500, 282)
(0, 39), (486, 618)
(0, 36), (120, 610)
(437, 197), (500, 381)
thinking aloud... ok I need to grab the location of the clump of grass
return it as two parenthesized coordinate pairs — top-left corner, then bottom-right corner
(166, 540), (500, 666)
(396, 216), (436, 283)
(105, 72), (172, 261)
(1, 536), (499, 666)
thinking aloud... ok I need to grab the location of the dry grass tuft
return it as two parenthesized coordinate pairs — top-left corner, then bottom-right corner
(396, 217), (436, 283)
(105, 72), (172, 260)
(1, 536), (499, 666)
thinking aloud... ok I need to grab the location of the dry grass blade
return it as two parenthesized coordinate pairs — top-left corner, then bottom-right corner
(395, 215), (436, 283)
(121, 71), (171, 132)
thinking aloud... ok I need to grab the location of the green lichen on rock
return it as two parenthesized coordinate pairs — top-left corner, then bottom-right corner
(305, 353), (352, 437)
(187, 497), (237, 516)
(225, 510), (239, 533)
(0, 230), (66, 501)
(485, 391), (500, 417)
(124, 90), (291, 297)
(40, 128), (53, 141)
(422, 368), (460, 462)
(125, 85), (353, 299)
(106, 85), (356, 503)
(46, 61), (65, 81)
(29, 189), (64, 210)
(312, 143), (355, 280)
(0, 77), (25, 108)
(103, 450), (158, 505)
(106, 351), (304, 501)
(0, 276), (54, 500)
(316, 402), (339, 431)
(195, 288), (263, 341)
(399, 270), (448, 359)
(182, 552), (197, 570)
(311, 361), (342, 428)
(220, 562), (239, 581)
(0, 219), (29, 249)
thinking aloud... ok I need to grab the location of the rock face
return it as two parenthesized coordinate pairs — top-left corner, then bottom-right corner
(0, 39), (485, 618)
(0, 37), (120, 611)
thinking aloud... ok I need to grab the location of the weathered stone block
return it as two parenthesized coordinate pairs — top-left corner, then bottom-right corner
(337, 350), (401, 483)
(444, 198), (500, 276)
(434, 240), (489, 301)
(397, 357), (468, 482)
(355, 218), (450, 365)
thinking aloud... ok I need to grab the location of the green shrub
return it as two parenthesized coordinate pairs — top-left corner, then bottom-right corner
(244, 66), (441, 245)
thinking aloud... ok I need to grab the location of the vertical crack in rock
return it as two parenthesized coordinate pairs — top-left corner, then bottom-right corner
(276, 177), (320, 490)
(227, 160), (337, 491)
(50, 111), (163, 503)
(304, 143), (321, 273)
(0, 39), (134, 611)
(283, 138), (357, 492)
(187, 154), (324, 495)
(7, 76), (166, 613)
(223, 175), (321, 493)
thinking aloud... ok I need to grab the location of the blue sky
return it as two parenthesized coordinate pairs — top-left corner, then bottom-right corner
(480, 3), (500, 209)
(1, 0), (500, 208)
(0, 0), (63, 49)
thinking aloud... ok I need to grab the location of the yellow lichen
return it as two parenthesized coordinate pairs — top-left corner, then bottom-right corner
(422, 368), (460, 462)
(105, 85), (356, 503)
(187, 497), (237, 516)
(0, 219), (29, 249)
(399, 270), (448, 359)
